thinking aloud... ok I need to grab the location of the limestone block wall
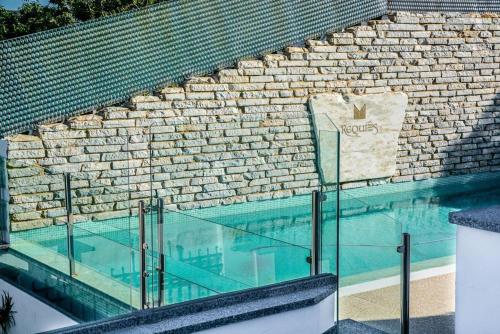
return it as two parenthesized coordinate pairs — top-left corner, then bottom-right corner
(6, 11), (500, 231)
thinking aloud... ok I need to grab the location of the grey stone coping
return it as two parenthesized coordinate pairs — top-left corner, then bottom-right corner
(43, 274), (337, 334)
(449, 205), (500, 233)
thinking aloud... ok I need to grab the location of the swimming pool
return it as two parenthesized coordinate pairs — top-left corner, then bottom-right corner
(190, 172), (500, 283)
(8, 172), (500, 313)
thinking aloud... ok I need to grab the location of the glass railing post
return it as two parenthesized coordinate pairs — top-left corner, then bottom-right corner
(311, 190), (323, 275)
(398, 233), (411, 334)
(138, 200), (148, 309)
(0, 140), (9, 248)
(63, 173), (76, 276)
(156, 198), (165, 307)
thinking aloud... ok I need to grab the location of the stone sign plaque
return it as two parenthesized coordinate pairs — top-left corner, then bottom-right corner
(309, 92), (408, 183)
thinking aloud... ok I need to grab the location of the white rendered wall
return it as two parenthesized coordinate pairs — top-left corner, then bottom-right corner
(0, 278), (77, 334)
(197, 293), (336, 334)
(456, 225), (500, 334)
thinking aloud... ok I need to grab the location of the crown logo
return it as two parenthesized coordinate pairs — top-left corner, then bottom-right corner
(353, 104), (366, 120)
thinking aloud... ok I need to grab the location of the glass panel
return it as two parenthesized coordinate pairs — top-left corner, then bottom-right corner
(409, 238), (455, 334)
(339, 194), (402, 334)
(9, 173), (73, 276)
(61, 216), (220, 308)
(7, 124), (142, 315)
(316, 118), (340, 324)
(380, 172), (500, 334)
(339, 245), (402, 334)
(6, 213), (137, 318)
(185, 194), (314, 248)
(317, 121), (340, 275)
(66, 124), (138, 311)
(0, 248), (130, 322)
(146, 109), (321, 226)
(82, 204), (310, 305)
(337, 171), (500, 334)
(72, 222), (138, 309)
(159, 208), (311, 296)
(9, 214), (72, 277)
(144, 116), (319, 300)
(321, 186), (339, 274)
(134, 114), (343, 314)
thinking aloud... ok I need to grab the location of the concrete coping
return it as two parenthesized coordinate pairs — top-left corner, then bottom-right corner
(42, 274), (337, 334)
(449, 205), (500, 233)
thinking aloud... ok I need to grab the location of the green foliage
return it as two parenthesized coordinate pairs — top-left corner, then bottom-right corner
(52, 0), (162, 21)
(0, 0), (163, 40)
(0, 291), (15, 334)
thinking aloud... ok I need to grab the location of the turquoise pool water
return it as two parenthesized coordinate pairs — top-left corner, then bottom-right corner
(194, 175), (500, 283)
(10, 172), (500, 308)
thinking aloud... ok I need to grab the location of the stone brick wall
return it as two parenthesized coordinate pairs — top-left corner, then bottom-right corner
(6, 11), (500, 231)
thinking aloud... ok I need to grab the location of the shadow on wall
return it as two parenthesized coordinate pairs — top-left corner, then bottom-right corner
(365, 313), (455, 334)
(392, 90), (499, 209)
(402, 87), (499, 185)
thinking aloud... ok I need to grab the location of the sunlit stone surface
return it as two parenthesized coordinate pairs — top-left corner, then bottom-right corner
(310, 93), (408, 183)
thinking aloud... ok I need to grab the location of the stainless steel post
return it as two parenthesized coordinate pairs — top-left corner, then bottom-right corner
(311, 190), (322, 275)
(63, 173), (76, 276)
(156, 198), (165, 307)
(138, 200), (148, 309)
(398, 233), (411, 334)
(0, 140), (9, 248)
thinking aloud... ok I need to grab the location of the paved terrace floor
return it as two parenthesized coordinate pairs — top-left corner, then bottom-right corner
(340, 273), (455, 334)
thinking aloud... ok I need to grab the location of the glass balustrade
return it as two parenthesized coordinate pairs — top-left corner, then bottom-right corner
(338, 193), (403, 334)
(3, 116), (343, 328)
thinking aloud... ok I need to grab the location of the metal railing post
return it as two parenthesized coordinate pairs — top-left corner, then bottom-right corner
(0, 140), (10, 248)
(138, 200), (148, 309)
(156, 198), (165, 307)
(63, 173), (76, 276)
(311, 190), (323, 275)
(398, 233), (411, 334)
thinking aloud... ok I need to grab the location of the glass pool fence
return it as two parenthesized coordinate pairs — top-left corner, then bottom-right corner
(338, 192), (404, 334)
(0, 113), (461, 334)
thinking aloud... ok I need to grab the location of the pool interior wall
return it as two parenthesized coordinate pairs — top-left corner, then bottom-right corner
(5, 171), (500, 320)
